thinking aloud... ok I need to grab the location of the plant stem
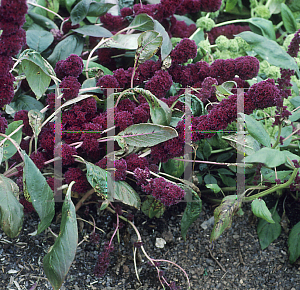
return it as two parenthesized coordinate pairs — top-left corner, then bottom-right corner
(75, 188), (95, 212)
(244, 167), (299, 201)
(27, 2), (64, 22)
(272, 123), (282, 149)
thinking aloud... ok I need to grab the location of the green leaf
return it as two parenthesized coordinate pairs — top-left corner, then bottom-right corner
(222, 133), (261, 156)
(289, 0), (300, 12)
(248, 18), (276, 40)
(281, 3), (297, 33)
(275, 125), (293, 147)
(251, 199), (274, 223)
(70, 0), (91, 25)
(289, 96), (300, 109)
(0, 121), (23, 162)
(236, 31), (299, 75)
(180, 192), (202, 241)
(204, 174), (221, 193)
(218, 174), (236, 187)
(269, 0), (283, 14)
(73, 25), (112, 37)
(257, 207), (281, 250)
(9, 95), (44, 116)
(47, 35), (84, 66)
(225, 0), (238, 11)
(141, 196), (165, 218)
(288, 221), (300, 263)
(135, 31), (163, 65)
(162, 156), (185, 178)
(239, 113), (271, 147)
(289, 109), (300, 122)
(46, 0), (60, 20)
(243, 147), (286, 167)
(177, 94), (205, 117)
(133, 88), (172, 125)
(26, 30), (54, 53)
(82, 59), (113, 78)
(153, 20), (172, 61)
(210, 194), (244, 242)
(21, 59), (51, 99)
(116, 123), (178, 148)
(65, 0), (77, 12)
(27, 11), (58, 30)
(261, 167), (292, 183)
(128, 13), (155, 31)
(106, 34), (141, 50)
(22, 151), (55, 234)
(19, 49), (55, 77)
(87, 1), (115, 17)
(189, 28), (205, 45)
(43, 182), (78, 290)
(205, 183), (221, 193)
(0, 175), (23, 238)
(203, 140), (212, 159)
(85, 161), (141, 208)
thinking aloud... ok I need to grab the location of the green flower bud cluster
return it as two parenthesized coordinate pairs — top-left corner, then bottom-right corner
(259, 60), (281, 80)
(196, 17), (215, 31)
(213, 36), (251, 60)
(198, 39), (212, 61)
(253, 5), (271, 19)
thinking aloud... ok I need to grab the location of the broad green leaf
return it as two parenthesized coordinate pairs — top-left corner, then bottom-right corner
(261, 167), (292, 183)
(9, 95), (44, 116)
(289, 96), (300, 109)
(141, 196), (165, 218)
(128, 13), (155, 31)
(82, 59), (113, 78)
(240, 113), (271, 147)
(177, 94), (205, 116)
(275, 125), (293, 147)
(133, 88), (172, 125)
(236, 31), (299, 75)
(180, 191), (202, 241)
(289, 109), (300, 122)
(70, 0), (91, 25)
(116, 123), (178, 148)
(87, 1), (115, 16)
(22, 151), (55, 234)
(251, 199), (274, 223)
(257, 207), (281, 250)
(217, 168), (235, 176)
(248, 18), (276, 40)
(281, 3), (297, 33)
(269, 0), (283, 14)
(65, 0), (77, 12)
(73, 25), (112, 37)
(46, 0), (60, 20)
(289, 0), (300, 12)
(43, 182), (78, 290)
(106, 34), (141, 50)
(210, 194), (244, 242)
(135, 31), (162, 65)
(204, 174), (218, 185)
(81, 78), (102, 93)
(243, 147), (286, 167)
(0, 121), (23, 161)
(162, 157), (185, 178)
(0, 175), (23, 238)
(85, 161), (141, 208)
(26, 30), (54, 53)
(225, 0), (238, 11)
(19, 49), (55, 77)
(153, 20), (172, 61)
(47, 35), (84, 66)
(222, 134), (261, 156)
(189, 28), (205, 45)
(27, 11), (58, 30)
(30, 0), (47, 16)
(288, 221), (300, 263)
(218, 174), (236, 187)
(202, 140), (212, 159)
(21, 59), (51, 99)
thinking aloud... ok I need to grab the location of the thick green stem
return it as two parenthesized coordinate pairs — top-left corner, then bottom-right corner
(272, 123), (282, 149)
(244, 168), (299, 201)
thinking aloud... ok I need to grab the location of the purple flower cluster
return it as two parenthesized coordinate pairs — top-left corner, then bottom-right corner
(141, 177), (185, 206)
(59, 76), (81, 101)
(0, 112), (8, 133)
(133, 167), (150, 186)
(30, 151), (46, 171)
(171, 38), (198, 64)
(287, 29), (300, 57)
(145, 70), (173, 98)
(0, 0), (27, 108)
(55, 54), (84, 79)
(14, 110), (33, 136)
(94, 242), (114, 278)
(64, 167), (90, 194)
(61, 144), (77, 166)
(207, 24), (251, 44)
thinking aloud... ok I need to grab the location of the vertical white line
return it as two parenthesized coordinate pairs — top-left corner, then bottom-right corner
(106, 88), (115, 201)
(54, 87), (62, 202)
(184, 88), (193, 202)
(236, 88), (245, 196)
